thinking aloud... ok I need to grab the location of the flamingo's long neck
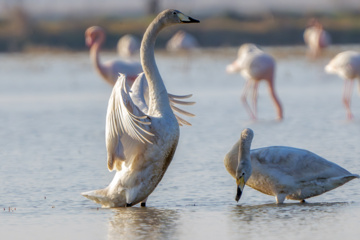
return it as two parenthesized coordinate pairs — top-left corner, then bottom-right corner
(140, 16), (172, 115)
(90, 32), (113, 85)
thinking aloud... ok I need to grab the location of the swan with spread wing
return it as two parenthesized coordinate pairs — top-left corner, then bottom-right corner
(82, 9), (199, 207)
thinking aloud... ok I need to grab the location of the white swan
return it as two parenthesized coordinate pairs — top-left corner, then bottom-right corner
(82, 9), (199, 207)
(325, 50), (360, 120)
(224, 128), (359, 204)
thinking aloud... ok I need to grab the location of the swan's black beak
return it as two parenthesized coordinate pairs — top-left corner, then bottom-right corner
(178, 13), (200, 23)
(184, 16), (200, 23)
(235, 176), (245, 202)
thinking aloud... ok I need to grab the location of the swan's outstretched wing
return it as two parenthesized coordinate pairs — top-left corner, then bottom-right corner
(106, 74), (154, 171)
(168, 93), (195, 126)
(130, 73), (196, 126)
(130, 73), (149, 114)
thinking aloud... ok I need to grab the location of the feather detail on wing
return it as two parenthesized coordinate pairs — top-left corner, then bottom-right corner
(130, 73), (196, 126)
(130, 73), (149, 113)
(106, 73), (154, 171)
(168, 93), (196, 126)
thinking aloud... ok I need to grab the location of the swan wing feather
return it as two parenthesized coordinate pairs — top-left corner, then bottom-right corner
(106, 74), (154, 171)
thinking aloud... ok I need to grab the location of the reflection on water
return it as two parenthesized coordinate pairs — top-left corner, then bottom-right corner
(228, 202), (353, 240)
(230, 202), (349, 222)
(108, 207), (180, 240)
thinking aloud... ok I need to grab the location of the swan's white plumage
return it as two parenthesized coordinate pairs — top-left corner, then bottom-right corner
(82, 9), (199, 208)
(224, 128), (359, 204)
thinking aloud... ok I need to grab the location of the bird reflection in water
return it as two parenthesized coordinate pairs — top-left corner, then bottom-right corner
(107, 207), (180, 239)
(229, 201), (349, 226)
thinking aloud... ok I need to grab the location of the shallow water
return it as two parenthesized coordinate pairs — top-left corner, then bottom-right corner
(1, 46), (360, 240)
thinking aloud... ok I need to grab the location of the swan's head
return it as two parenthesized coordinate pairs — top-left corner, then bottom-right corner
(85, 26), (105, 47)
(235, 128), (254, 202)
(157, 9), (200, 26)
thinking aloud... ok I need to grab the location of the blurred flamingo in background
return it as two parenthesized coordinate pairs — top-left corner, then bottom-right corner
(325, 51), (360, 120)
(117, 34), (141, 58)
(303, 18), (331, 59)
(226, 44), (283, 120)
(166, 30), (199, 52)
(85, 26), (142, 85)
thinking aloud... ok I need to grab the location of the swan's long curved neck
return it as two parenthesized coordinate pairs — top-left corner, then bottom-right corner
(140, 17), (172, 115)
(90, 33), (113, 85)
(238, 139), (251, 164)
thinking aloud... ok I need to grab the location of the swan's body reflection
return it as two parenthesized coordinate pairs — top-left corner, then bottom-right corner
(228, 202), (350, 238)
(108, 207), (179, 239)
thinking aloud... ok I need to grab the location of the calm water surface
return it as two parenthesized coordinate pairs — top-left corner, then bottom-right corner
(1, 46), (360, 240)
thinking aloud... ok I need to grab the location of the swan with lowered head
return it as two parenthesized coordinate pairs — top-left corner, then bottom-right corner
(224, 128), (359, 204)
(82, 9), (199, 207)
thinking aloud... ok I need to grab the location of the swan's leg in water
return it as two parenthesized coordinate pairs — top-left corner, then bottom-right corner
(140, 197), (148, 207)
(275, 194), (286, 204)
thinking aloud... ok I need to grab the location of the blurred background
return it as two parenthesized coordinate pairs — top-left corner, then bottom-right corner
(1, 0), (360, 52)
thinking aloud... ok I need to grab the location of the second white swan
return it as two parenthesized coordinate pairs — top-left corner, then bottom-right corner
(224, 128), (359, 204)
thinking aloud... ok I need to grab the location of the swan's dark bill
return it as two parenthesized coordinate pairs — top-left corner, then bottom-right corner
(235, 186), (242, 202)
(183, 17), (200, 23)
(177, 12), (200, 23)
(235, 174), (245, 202)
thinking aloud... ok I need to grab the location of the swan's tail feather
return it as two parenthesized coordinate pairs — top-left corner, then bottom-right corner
(331, 174), (359, 188)
(351, 174), (360, 179)
(82, 189), (112, 207)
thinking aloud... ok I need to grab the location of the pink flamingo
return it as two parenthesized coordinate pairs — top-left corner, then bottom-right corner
(325, 51), (360, 120)
(303, 19), (331, 58)
(226, 44), (283, 120)
(117, 34), (140, 58)
(166, 30), (198, 52)
(85, 26), (142, 85)
(85, 25), (195, 126)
